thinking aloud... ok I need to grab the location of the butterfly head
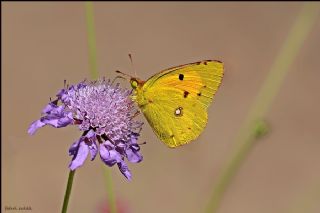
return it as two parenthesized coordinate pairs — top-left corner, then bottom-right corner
(115, 70), (144, 90)
(130, 77), (144, 90)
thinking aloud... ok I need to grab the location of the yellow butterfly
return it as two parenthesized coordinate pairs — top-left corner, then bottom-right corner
(118, 60), (224, 148)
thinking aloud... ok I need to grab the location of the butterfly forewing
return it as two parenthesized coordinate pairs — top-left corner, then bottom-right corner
(137, 60), (224, 148)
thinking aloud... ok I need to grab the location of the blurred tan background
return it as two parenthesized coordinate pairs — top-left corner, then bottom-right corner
(2, 2), (320, 213)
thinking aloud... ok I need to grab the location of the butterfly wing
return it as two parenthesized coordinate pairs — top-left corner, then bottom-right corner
(139, 60), (224, 148)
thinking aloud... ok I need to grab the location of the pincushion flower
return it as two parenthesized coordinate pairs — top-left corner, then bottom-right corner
(28, 79), (144, 180)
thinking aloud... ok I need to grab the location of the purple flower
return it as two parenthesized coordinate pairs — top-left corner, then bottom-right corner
(28, 79), (144, 180)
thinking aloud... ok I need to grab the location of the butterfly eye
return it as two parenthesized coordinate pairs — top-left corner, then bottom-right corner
(131, 80), (138, 89)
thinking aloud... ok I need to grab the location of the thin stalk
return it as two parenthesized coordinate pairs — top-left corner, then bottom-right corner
(84, 2), (117, 213)
(103, 167), (117, 213)
(61, 170), (76, 213)
(85, 1), (99, 80)
(205, 3), (320, 213)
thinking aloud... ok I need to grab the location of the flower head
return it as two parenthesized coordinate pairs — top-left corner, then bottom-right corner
(28, 78), (144, 180)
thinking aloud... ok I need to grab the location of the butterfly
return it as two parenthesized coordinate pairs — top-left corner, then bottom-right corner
(118, 60), (224, 148)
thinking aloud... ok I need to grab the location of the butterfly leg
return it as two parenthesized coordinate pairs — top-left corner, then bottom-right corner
(132, 110), (141, 118)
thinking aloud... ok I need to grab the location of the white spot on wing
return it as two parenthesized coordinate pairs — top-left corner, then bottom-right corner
(174, 107), (183, 116)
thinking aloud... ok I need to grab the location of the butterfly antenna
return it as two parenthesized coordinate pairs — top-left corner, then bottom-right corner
(115, 70), (132, 78)
(128, 53), (137, 77)
(111, 75), (126, 85)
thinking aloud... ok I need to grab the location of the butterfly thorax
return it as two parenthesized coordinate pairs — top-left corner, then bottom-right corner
(130, 78), (148, 109)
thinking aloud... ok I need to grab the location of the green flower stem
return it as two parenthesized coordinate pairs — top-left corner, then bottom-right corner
(85, 1), (99, 80)
(61, 170), (76, 213)
(103, 167), (117, 213)
(206, 3), (320, 213)
(85, 2), (117, 213)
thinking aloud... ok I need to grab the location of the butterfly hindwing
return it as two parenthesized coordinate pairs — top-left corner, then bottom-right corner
(141, 87), (208, 147)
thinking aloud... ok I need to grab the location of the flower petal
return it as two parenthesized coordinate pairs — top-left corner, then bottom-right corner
(86, 129), (96, 138)
(100, 143), (122, 166)
(99, 143), (112, 166)
(125, 146), (143, 163)
(57, 116), (73, 127)
(50, 105), (65, 115)
(117, 161), (132, 181)
(109, 149), (122, 163)
(42, 102), (57, 114)
(28, 120), (46, 135)
(125, 135), (143, 163)
(103, 140), (115, 149)
(69, 140), (89, 170)
(88, 140), (98, 161)
(68, 139), (81, 156)
(40, 116), (59, 127)
(40, 114), (72, 128)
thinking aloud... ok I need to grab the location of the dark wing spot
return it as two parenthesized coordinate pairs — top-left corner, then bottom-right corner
(204, 61), (208, 65)
(188, 127), (191, 130)
(197, 92), (202, 96)
(179, 74), (184, 80)
(183, 91), (189, 98)
(203, 85), (207, 88)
